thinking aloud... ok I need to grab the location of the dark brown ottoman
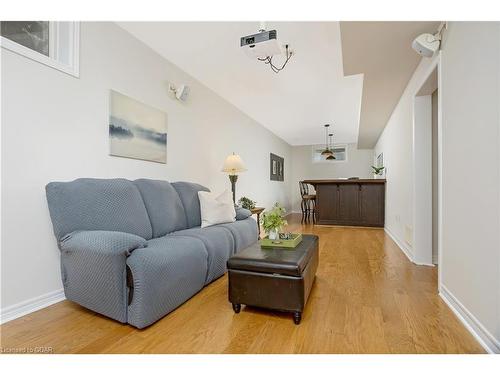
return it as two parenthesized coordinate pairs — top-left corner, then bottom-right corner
(227, 234), (319, 324)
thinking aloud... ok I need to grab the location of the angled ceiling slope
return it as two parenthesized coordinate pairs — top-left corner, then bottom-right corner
(118, 22), (363, 146)
(340, 21), (440, 148)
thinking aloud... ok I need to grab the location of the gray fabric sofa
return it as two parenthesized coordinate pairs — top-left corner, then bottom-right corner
(45, 178), (257, 328)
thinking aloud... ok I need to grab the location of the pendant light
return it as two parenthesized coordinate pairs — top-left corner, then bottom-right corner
(320, 124), (333, 156)
(326, 133), (336, 160)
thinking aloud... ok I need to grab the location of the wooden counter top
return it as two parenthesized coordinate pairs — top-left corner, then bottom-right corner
(302, 179), (386, 185)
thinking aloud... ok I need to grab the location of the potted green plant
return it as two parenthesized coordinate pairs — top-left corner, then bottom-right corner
(371, 165), (385, 178)
(260, 203), (288, 240)
(237, 196), (256, 210)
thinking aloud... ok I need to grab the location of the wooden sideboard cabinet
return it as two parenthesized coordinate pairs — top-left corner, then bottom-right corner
(302, 179), (386, 227)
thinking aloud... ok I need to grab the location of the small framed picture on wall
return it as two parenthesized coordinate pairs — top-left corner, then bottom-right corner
(376, 152), (386, 177)
(270, 153), (284, 181)
(377, 152), (383, 168)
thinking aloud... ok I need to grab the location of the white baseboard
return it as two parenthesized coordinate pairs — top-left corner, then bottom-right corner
(384, 227), (415, 262)
(439, 284), (500, 354)
(384, 227), (434, 267)
(415, 261), (435, 267)
(0, 289), (65, 325)
(432, 253), (438, 265)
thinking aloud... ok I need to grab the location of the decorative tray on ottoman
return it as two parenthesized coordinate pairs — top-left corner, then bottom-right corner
(260, 233), (303, 249)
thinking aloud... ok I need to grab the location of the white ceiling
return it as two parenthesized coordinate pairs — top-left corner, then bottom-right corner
(118, 21), (440, 149)
(340, 21), (441, 148)
(118, 22), (363, 146)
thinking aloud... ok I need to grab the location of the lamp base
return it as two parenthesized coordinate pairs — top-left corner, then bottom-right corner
(228, 174), (238, 204)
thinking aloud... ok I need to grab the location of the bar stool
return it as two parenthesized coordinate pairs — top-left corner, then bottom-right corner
(299, 181), (316, 224)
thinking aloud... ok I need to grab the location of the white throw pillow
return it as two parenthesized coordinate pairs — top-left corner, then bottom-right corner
(198, 190), (236, 228)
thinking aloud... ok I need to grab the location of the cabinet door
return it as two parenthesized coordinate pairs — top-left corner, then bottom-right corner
(317, 184), (338, 222)
(337, 184), (360, 223)
(360, 184), (385, 226)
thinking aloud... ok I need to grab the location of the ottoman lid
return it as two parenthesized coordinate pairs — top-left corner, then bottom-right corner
(227, 234), (318, 277)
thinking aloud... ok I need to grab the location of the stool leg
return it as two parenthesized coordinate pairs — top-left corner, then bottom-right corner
(232, 303), (241, 313)
(293, 311), (302, 325)
(312, 199), (316, 224)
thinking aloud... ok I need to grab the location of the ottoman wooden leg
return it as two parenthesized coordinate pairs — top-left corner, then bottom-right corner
(232, 303), (241, 313)
(293, 311), (302, 325)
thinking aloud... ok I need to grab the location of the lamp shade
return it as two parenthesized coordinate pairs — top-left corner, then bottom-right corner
(221, 153), (247, 174)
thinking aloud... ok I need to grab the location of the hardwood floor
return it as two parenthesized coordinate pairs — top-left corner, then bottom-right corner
(0, 214), (484, 353)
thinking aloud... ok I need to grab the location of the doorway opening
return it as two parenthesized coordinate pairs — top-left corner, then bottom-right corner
(412, 59), (440, 271)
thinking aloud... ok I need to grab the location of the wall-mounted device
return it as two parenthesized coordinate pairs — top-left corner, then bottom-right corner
(412, 22), (446, 58)
(169, 84), (190, 102)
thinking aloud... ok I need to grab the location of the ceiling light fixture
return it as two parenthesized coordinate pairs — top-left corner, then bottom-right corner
(326, 133), (336, 160)
(320, 124), (333, 156)
(240, 22), (294, 74)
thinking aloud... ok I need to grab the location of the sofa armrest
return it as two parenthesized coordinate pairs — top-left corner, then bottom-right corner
(235, 207), (252, 220)
(59, 230), (147, 323)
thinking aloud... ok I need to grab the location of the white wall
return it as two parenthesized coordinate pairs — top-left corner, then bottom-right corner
(0, 22), (292, 317)
(439, 22), (500, 351)
(431, 89), (438, 265)
(290, 143), (373, 212)
(374, 22), (500, 352)
(374, 55), (437, 258)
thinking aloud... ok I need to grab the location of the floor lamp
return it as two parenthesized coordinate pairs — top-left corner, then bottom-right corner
(221, 153), (247, 204)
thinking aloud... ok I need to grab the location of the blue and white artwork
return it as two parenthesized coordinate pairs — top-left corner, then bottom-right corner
(109, 90), (167, 163)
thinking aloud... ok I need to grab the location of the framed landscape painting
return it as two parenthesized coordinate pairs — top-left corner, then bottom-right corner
(109, 90), (167, 163)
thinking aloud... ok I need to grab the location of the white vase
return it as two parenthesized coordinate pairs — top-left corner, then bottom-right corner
(268, 229), (279, 240)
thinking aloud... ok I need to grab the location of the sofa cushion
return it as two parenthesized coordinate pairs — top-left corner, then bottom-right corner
(235, 207), (252, 220)
(218, 217), (258, 253)
(170, 226), (234, 284)
(127, 236), (208, 329)
(134, 179), (188, 237)
(171, 182), (209, 228)
(198, 190), (236, 228)
(46, 178), (153, 241)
